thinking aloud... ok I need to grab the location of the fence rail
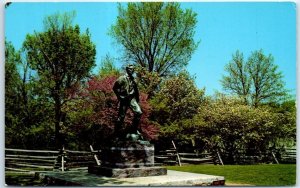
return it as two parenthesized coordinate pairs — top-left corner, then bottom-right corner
(154, 141), (223, 166)
(5, 148), (96, 173)
(154, 141), (296, 165)
(280, 148), (296, 163)
(155, 150), (219, 165)
(5, 148), (59, 173)
(5, 145), (296, 171)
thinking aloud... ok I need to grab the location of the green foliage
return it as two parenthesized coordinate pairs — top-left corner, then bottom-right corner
(5, 39), (55, 149)
(151, 71), (205, 124)
(98, 54), (121, 78)
(167, 164), (296, 186)
(267, 99), (296, 147)
(159, 116), (207, 150)
(23, 12), (96, 93)
(195, 94), (291, 163)
(5, 40), (22, 116)
(110, 2), (199, 95)
(221, 51), (250, 104)
(150, 71), (205, 148)
(5, 40), (23, 147)
(22, 11), (96, 148)
(221, 49), (288, 107)
(61, 98), (96, 150)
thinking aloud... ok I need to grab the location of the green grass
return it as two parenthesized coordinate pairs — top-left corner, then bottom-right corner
(167, 164), (296, 186)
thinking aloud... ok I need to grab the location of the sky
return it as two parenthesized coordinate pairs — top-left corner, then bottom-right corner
(4, 2), (296, 96)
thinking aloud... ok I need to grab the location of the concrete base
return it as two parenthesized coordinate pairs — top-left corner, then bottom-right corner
(38, 170), (225, 186)
(88, 166), (167, 178)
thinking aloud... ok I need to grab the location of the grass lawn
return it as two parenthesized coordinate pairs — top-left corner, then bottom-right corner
(167, 164), (296, 186)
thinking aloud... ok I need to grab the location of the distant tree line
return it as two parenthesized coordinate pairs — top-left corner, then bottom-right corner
(5, 2), (295, 164)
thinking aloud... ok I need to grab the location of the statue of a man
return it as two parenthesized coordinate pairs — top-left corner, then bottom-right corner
(113, 64), (143, 138)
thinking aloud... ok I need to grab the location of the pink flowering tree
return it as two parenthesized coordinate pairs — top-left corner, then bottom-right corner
(63, 76), (159, 149)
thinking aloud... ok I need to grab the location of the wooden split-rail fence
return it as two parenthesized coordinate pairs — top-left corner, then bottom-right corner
(155, 141), (224, 166)
(5, 148), (59, 173)
(5, 145), (222, 174)
(155, 151), (223, 166)
(5, 144), (295, 173)
(5, 147), (97, 174)
(280, 148), (296, 164)
(154, 141), (296, 165)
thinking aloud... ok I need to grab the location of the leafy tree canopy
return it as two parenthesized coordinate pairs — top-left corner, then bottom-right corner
(5, 39), (21, 98)
(110, 2), (199, 95)
(5, 39), (55, 149)
(150, 71), (205, 125)
(98, 54), (121, 78)
(22, 11), (96, 148)
(221, 49), (288, 107)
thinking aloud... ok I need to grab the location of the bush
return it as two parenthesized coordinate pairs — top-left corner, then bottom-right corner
(197, 95), (288, 164)
(150, 71), (206, 150)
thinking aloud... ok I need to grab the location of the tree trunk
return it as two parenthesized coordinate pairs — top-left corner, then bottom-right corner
(54, 93), (63, 149)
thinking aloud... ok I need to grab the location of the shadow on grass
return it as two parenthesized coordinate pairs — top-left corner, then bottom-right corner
(5, 173), (45, 186)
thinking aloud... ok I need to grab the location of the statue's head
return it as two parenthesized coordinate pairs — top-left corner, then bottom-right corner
(126, 64), (135, 75)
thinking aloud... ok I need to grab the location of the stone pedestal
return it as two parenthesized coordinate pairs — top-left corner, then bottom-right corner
(88, 166), (167, 178)
(88, 141), (167, 178)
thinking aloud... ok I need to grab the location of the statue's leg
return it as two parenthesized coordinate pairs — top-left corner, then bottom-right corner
(129, 98), (143, 134)
(116, 100), (128, 134)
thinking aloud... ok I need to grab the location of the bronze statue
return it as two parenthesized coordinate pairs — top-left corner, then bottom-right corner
(113, 64), (143, 140)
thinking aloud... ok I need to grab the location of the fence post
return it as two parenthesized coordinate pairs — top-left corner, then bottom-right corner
(172, 140), (181, 166)
(61, 147), (66, 171)
(90, 145), (101, 166)
(217, 150), (224, 166)
(271, 152), (279, 164)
